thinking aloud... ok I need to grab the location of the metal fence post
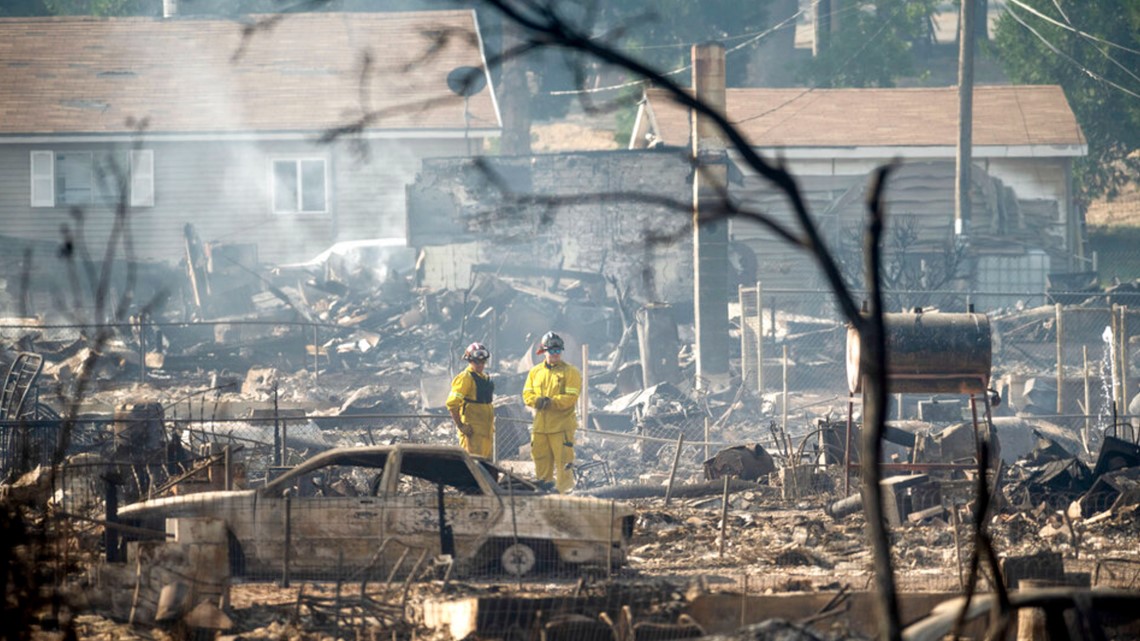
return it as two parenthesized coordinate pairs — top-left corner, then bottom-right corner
(718, 475), (730, 558)
(782, 345), (789, 435)
(1120, 305), (1129, 416)
(224, 444), (232, 491)
(756, 281), (763, 398)
(580, 343), (589, 432)
(1055, 303), (1064, 415)
(738, 283), (763, 398)
(1083, 346), (1091, 455)
(104, 474), (120, 563)
(281, 417), (289, 467)
(740, 573), (748, 627)
(607, 500), (615, 577)
(137, 315), (146, 383)
(704, 416), (710, 462)
(313, 324), (319, 380)
(1111, 304), (1121, 418)
(738, 284), (750, 387)
(281, 489), (292, 587)
(664, 432), (685, 506)
(273, 383), (281, 467)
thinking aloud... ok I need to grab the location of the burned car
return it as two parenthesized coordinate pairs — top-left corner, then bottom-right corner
(116, 444), (634, 579)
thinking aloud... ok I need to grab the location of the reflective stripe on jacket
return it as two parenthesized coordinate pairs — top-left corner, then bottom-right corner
(446, 366), (495, 431)
(522, 360), (581, 434)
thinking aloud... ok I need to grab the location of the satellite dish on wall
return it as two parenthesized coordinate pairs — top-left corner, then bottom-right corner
(447, 67), (486, 156)
(447, 66), (487, 97)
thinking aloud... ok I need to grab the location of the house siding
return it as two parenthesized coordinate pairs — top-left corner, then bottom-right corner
(0, 137), (468, 268)
(982, 158), (1068, 207)
(334, 138), (469, 248)
(728, 156), (1078, 296)
(636, 85), (1085, 305)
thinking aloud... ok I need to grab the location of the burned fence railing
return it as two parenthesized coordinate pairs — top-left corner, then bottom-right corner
(0, 317), (359, 384)
(1, 416), (110, 480)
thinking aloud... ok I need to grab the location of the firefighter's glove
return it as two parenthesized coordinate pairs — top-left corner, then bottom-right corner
(457, 423), (473, 436)
(534, 396), (552, 410)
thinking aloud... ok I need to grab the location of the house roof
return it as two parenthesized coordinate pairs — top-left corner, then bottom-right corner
(637, 85), (1085, 157)
(0, 11), (500, 140)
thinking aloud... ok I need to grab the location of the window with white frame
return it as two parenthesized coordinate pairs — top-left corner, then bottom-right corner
(30, 150), (154, 208)
(130, 150), (155, 207)
(272, 158), (328, 214)
(30, 151), (54, 207)
(56, 151), (92, 205)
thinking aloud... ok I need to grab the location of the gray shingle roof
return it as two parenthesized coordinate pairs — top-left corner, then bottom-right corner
(0, 11), (500, 137)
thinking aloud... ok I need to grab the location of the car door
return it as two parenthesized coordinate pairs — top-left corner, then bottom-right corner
(382, 450), (503, 573)
(250, 460), (388, 579)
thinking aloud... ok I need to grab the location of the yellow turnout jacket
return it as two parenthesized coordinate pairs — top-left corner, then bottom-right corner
(522, 360), (581, 434)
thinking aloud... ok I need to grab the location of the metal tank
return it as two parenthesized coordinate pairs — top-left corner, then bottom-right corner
(846, 310), (992, 395)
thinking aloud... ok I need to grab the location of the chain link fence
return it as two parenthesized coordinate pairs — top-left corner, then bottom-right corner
(725, 286), (1140, 437)
(5, 291), (1140, 605)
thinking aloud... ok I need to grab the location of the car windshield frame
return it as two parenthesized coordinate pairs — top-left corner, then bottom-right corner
(390, 450), (495, 496)
(259, 446), (504, 498)
(261, 448), (391, 497)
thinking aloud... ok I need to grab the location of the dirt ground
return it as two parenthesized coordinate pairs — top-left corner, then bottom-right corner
(10, 226), (1140, 641)
(42, 473), (1140, 641)
(19, 368), (1139, 641)
(530, 119), (621, 152)
(1086, 183), (1140, 228)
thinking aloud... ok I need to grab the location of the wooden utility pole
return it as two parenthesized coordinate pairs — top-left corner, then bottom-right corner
(499, 20), (532, 155)
(955, 0), (977, 243)
(813, 0), (832, 57)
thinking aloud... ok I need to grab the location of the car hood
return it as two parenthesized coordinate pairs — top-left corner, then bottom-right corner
(117, 489), (635, 520)
(117, 489), (257, 519)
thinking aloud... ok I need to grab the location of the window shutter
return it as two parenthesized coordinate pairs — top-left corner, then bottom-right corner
(30, 151), (54, 207)
(130, 149), (154, 207)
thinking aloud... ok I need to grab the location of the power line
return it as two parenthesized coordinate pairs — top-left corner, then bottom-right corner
(626, 22), (802, 52)
(731, 0), (911, 129)
(1006, 0), (1140, 91)
(543, 0), (884, 98)
(1005, 2), (1140, 101)
(1006, 0), (1140, 57)
(546, 8), (805, 96)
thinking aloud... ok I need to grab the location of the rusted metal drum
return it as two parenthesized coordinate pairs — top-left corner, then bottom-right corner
(846, 311), (991, 394)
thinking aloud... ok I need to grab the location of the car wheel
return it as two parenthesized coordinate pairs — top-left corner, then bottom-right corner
(500, 542), (537, 576)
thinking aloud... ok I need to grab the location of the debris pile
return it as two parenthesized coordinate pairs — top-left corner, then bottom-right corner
(4, 245), (1140, 640)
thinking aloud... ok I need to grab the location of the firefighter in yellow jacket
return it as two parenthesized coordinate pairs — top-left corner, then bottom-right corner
(447, 342), (495, 458)
(523, 332), (581, 493)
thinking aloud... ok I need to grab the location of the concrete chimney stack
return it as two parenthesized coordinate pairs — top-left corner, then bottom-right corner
(690, 42), (731, 388)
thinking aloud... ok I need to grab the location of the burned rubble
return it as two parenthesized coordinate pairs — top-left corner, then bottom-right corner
(2, 250), (1140, 641)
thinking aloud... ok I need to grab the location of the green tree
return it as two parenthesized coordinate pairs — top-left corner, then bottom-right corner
(597, 0), (773, 86)
(489, 0), (777, 122)
(0, 0), (50, 15)
(992, 0), (1140, 200)
(43, 0), (153, 15)
(40, 0), (335, 16)
(800, 0), (939, 87)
